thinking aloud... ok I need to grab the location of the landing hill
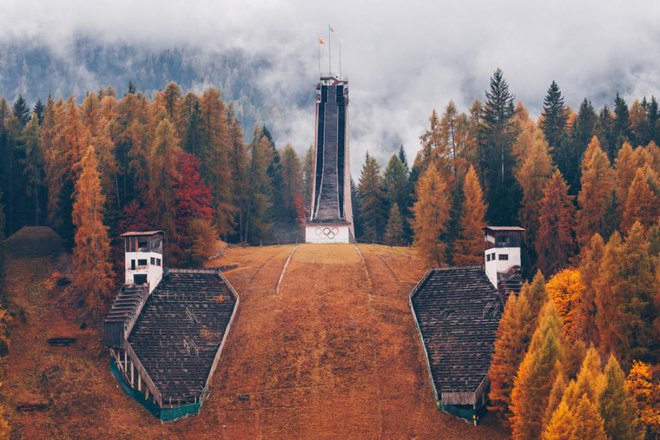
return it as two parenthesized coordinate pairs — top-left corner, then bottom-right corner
(2, 236), (507, 439)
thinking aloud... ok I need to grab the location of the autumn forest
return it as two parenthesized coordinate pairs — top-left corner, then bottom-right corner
(0, 67), (658, 438)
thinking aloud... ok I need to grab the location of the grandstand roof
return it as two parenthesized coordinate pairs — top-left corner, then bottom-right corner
(410, 266), (503, 400)
(127, 269), (237, 404)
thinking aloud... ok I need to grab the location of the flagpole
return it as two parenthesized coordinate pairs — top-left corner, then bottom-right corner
(328, 27), (332, 75)
(318, 40), (321, 77)
(339, 38), (342, 79)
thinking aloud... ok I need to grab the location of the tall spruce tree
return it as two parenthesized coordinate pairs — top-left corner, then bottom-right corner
(383, 203), (405, 246)
(569, 99), (598, 191)
(245, 129), (274, 243)
(280, 144), (303, 225)
(613, 93), (631, 154)
(596, 106), (616, 161)
(541, 81), (570, 173)
(227, 104), (249, 241)
(383, 154), (409, 216)
(478, 69), (520, 225)
(357, 153), (386, 242)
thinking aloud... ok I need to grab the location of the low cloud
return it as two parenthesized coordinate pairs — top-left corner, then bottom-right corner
(2, 0), (659, 174)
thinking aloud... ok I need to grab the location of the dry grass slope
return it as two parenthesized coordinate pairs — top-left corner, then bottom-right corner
(2, 240), (507, 439)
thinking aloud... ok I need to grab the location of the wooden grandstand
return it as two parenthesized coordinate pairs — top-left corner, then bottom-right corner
(104, 232), (239, 420)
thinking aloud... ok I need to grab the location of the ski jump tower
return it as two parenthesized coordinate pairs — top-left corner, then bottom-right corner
(305, 75), (354, 243)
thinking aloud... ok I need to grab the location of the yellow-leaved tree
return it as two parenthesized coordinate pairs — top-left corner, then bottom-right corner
(412, 161), (450, 266)
(546, 269), (585, 342)
(454, 165), (486, 265)
(72, 145), (113, 318)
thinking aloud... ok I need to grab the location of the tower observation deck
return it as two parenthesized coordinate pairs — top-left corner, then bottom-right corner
(305, 75), (354, 243)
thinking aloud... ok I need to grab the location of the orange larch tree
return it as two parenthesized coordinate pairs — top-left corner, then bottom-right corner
(412, 161), (451, 266)
(536, 170), (576, 275)
(510, 301), (566, 440)
(514, 126), (553, 262)
(454, 165), (486, 265)
(577, 136), (613, 247)
(546, 268), (585, 342)
(621, 165), (658, 231)
(489, 272), (547, 425)
(576, 233), (605, 346)
(72, 145), (113, 318)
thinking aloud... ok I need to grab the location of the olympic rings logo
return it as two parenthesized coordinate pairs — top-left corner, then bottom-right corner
(315, 226), (340, 239)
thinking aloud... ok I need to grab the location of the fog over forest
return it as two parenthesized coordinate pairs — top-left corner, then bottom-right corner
(1, 0), (659, 172)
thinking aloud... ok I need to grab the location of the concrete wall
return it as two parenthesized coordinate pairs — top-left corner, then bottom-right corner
(125, 251), (163, 293)
(485, 246), (521, 288)
(305, 224), (351, 244)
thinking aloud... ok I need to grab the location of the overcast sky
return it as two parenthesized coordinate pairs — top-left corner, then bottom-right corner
(2, 0), (660, 172)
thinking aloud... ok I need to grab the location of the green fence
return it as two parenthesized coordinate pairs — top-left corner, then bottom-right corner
(437, 401), (488, 425)
(110, 359), (202, 421)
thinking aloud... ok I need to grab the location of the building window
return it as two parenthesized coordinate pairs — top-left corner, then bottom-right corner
(150, 257), (155, 264)
(486, 254), (490, 262)
(156, 258), (161, 266)
(131, 260), (136, 270)
(138, 240), (148, 250)
(138, 259), (148, 266)
(498, 254), (509, 261)
(496, 235), (510, 246)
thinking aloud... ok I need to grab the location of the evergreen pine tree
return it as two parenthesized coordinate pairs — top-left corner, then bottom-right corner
(536, 170), (576, 275)
(478, 69), (520, 225)
(227, 104), (249, 241)
(613, 93), (632, 154)
(72, 146), (113, 318)
(577, 136), (613, 246)
(398, 144), (409, 170)
(541, 81), (570, 175)
(412, 161), (450, 265)
(570, 99), (598, 191)
(599, 190), (621, 239)
(20, 115), (45, 226)
(12, 95), (30, 127)
(280, 144), (303, 225)
(454, 165), (486, 265)
(357, 153), (387, 242)
(245, 129), (274, 243)
(180, 92), (203, 155)
(596, 106), (616, 161)
(383, 203), (405, 246)
(302, 145), (314, 213)
(32, 99), (44, 125)
(383, 154), (409, 215)
(629, 100), (650, 147)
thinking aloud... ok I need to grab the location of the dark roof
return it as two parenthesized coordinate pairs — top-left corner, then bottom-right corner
(411, 266), (503, 395)
(127, 269), (237, 403)
(482, 226), (525, 232)
(120, 230), (165, 237)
